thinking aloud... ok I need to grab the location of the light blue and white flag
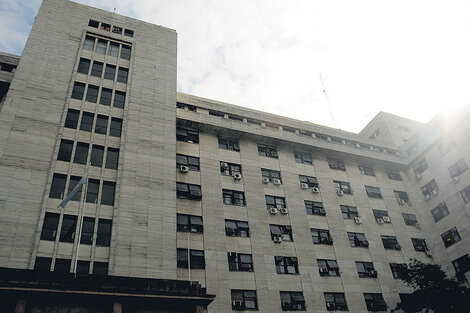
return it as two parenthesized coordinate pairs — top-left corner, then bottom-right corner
(58, 169), (88, 208)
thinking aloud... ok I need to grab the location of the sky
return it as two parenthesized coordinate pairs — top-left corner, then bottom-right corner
(1, 0), (470, 133)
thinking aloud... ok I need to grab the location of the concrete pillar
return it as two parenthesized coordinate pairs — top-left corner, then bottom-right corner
(113, 302), (122, 313)
(15, 299), (26, 313)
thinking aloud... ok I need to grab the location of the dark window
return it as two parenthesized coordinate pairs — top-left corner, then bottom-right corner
(402, 213), (418, 226)
(177, 248), (205, 269)
(94, 115), (108, 135)
(113, 91), (125, 109)
(90, 61), (103, 77)
(364, 293), (387, 312)
(356, 261), (377, 278)
(341, 205), (358, 219)
(228, 252), (254, 272)
(71, 82), (86, 100)
(299, 175), (318, 188)
(258, 144), (278, 158)
(431, 202), (450, 222)
(34, 257), (52, 271)
(438, 139), (455, 155)
(88, 20), (99, 28)
(333, 181), (351, 194)
(108, 43), (119, 57)
(101, 181), (115, 205)
(96, 39), (107, 54)
(117, 67), (128, 83)
(231, 290), (258, 311)
(105, 148), (119, 170)
(54, 259), (71, 273)
(359, 165), (375, 176)
(76, 261), (90, 275)
(99, 88), (112, 106)
(261, 168), (281, 183)
(57, 139), (73, 162)
(67, 176), (82, 201)
(365, 186), (382, 198)
(176, 154), (199, 171)
(40, 212), (59, 241)
(222, 189), (245, 205)
(110, 118), (122, 137)
(93, 262), (108, 275)
(294, 151), (312, 164)
(85, 85), (99, 103)
(449, 159), (468, 178)
(394, 190), (410, 204)
(373, 210), (390, 222)
(80, 112), (94, 132)
(460, 185), (470, 203)
(441, 227), (461, 248)
(100, 23), (111, 31)
(90, 145), (104, 167)
(318, 259), (340, 276)
(311, 228), (332, 245)
(73, 142), (89, 164)
(348, 232), (368, 248)
(280, 291), (306, 311)
(86, 179), (100, 204)
(177, 183), (202, 200)
(176, 127), (199, 143)
(177, 214), (203, 233)
(220, 162), (241, 176)
(80, 217), (95, 245)
(104, 64), (116, 80)
(411, 238), (428, 252)
(270, 224), (293, 242)
(96, 219), (112, 246)
(112, 26), (122, 34)
(324, 293), (348, 311)
(390, 263), (407, 279)
(225, 219), (250, 237)
(265, 195), (286, 209)
(421, 179), (439, 198)
(453, 254), (470, 274)
(49, 174), (66, 199)
(120, 45), (131, 60)
(386, 169), (402, 180)
(77, 58), (90, 74)
(83, 36), (95, 51)
(275, 256), (298, 274)
(65, 109), (79, 129)
(413, 158), (429, 174)
(305, 201), (325, 215)
(381, 235), (400, 250)
(218, 137), (240, 151)
(124, 29), (134, 37)
(328, 158), (346, 171)
(59, 215), (77, 243)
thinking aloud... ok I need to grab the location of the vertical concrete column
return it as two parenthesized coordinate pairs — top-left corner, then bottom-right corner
(113, 302), (122, 313)
(15, 299), (26, 313)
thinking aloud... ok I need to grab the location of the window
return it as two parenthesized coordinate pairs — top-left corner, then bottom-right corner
(261, 168), (281, 183)
(218, 137), (240, 151)
(438, 139), (455, 155)
(294, 151), (312, 164)
(413, 158), (429, 174)
(280, 291), (306, 311)
(108, 43), (119, 57)
(177, 248), (205, 269)
(93, 262), (109, 275)
(356, 261), (377, 278)
(90, 61), (103, 77)
(222, 189), (245, 205)
(231, 290), (258, 311)
(317, 259), (340, 276)
(460, 185), (470, 203)
(275, 256), (298, 274)
(73, 142), (89, 164)
(341, 205), (358, 219)
(117, 67), (128, 83)
(65, 109), (79, 129)
(394, 190), (409, 203)
(431, 202), (450, 222)
(411, 238), (428, 252)
(365, 186), (382, 198)
(105, 148), (119, 170)
(112, 26), (122, 34)
(99, 88), (112, 106)
(76, 261), (90, 275)
(83, 36), (95, 51)
(40, 212), (59, 241)
(176, 127), (199, 143)
(386, 169), (402, 180)
(390, 263), (407, 279)
(71, 82), (85, 100)
(80, 112), (94, 132)
(86, 179), (100, 204)
(49, 174), (66, 199)
(54, 259), (71, 273)
(85, 85), (99, 103)
(449, 159), (468, 178)
(177, 183), (202, 200)
(421, 179), (439, 198)
(59, 215), (77, 243)
(225, 219), (250, 237)
(100, 23), (111, 31)
(305, 201), (325, 215)
(110, 118), (122, 137)
(77, 58), (90, 74)
(441, 227), (461, 248)
(228, 253), (253, 272)
(120, 45), (131, 60)
(373, 210), (389, 222)
(96, 219), (112, 246)
(324, 293), (348, 311)
(364, 293), (387, 312)
(220, 162), (241, 176)
(114, 91), (125, 109)
(402, 213), (418, 226)
(177, 214), (203, 233)
(90, 145), (104, 167)
(381, 235), (400, 250)
(57, 139), (73, 162)
(96, 39), (107, 54)
(101, 181), (116, 205)
(270, 224), (293, 242)
(67, 176), (82, 201)
(265, 195), (286, 209)
(258, 144), (278, 158)
(124, 29), (134, 37)
(94, 115), (108, 134)
(348, 232), (368, 247)
(359, 165), (375, 176)
(453, 254), (470, 274)
(333, 181), (351, 194)
(80, 217), (95, 245)
(88, 20), (99, 28)
(176, 154), (199, 171)
(104, 64), (116, 80)
(311, 229), (332, 245)
(34, 257), (52, 271)
(328, 158), (346, 171)
(299, 175), (318, 188)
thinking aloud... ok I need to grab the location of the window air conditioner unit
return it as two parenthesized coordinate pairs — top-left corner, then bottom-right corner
(453, 176), (460, 183)
(431, 189), (438, 197)
(416, 173), (422, 180)
(262, 177), (270, 184)
(398, 199), (405, 205)
(269, 207), (278, 215)
(312, 187), (320, 194)
(273, 236), (282, 243)
(270, 151), (278, 157)
(393, 244), (401, 250)
(221, 162), (229, 168)
(273, 178), (281, 185)
(369, 270), (378, 277)
(301, 183), (309, 189)
(233, 173), (242, 180)
(425, 194), (431, 201)
(280, 207), (288, 215)
(354, 217), (362, 224)
(376, 218), (384, 224)
(233, 144), (240, 151)
(382, 216), (391, 223)
(336, 189), (344, 196)
(179, 165), (189, 173)
(319, 208), (326, 215)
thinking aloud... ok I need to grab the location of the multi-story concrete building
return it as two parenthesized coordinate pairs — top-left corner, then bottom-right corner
(0, 0), (469, 312)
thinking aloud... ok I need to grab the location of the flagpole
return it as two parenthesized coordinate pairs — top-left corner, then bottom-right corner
(73, 168), (89, 276)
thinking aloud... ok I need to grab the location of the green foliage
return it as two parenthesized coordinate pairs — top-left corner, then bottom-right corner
(392, 259), (470, 313)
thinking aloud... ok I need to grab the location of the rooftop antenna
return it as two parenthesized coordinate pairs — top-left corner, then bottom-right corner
(319, 73), (338, 129)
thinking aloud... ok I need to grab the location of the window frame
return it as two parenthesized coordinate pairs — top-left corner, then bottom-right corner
(218, 136), (240, 151)
(225, 219), (250, 237)
(311, 228), (333, 245)
(258, 144), (278, 158)
(275, 256), (299, 275)
(177, 182), (202, 200)
(176, 154), (200, 171)
(317, 259), (340, 276)
(294, 151), (312, 165)
(220, 161), (241, 176)
(280, 291), (306, 311)
(365, 186), (382, 198)
(231, 290), (258, 311)
(328, 158), (346, 171)
(348, 232), (368, 248)
(341, 205), (358, 219)
(222, 189), (245, 206)
(359, 165), (375, 176)
(441, 227), (461, 248)
(228, 252), (254, 272)
(177, 214), (203, 233)
(333, 180), (352, 194)
(270, 224), (293, 242)
(176, 127), (199, 143)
